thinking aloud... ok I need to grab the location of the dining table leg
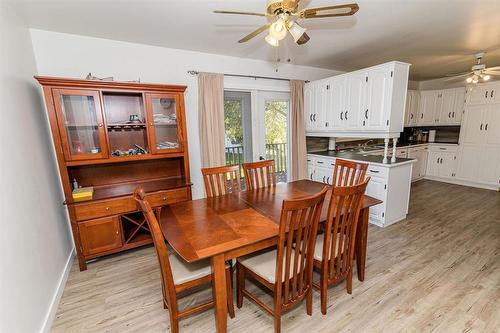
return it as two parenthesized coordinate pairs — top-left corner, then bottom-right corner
(355, 208), (369, 281)
(212, 254), (228, 333)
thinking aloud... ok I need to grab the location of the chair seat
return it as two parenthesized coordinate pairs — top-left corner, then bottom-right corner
(313, 234), (341, 261)
(237, 249), (304, 284)
(170, 254), (232, 285)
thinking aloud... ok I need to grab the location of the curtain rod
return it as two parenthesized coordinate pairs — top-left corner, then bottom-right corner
(187, 70), (309, 83)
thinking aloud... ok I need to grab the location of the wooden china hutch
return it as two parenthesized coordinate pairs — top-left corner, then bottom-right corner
(36, 76), (191, 271)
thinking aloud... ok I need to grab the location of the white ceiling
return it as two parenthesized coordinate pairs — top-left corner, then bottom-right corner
(10, 0), (500, 80)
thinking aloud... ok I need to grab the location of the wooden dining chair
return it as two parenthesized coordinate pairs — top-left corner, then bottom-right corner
(201, 164), (242, 197)
(331, 158), (368, 186)
(236, 187), (328, 333)
(312, 179), (370, 315)
(242, 159), (277, 190)
(133, 187), (235, 333)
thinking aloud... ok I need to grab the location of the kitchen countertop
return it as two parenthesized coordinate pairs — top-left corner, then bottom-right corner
(308, 150), (415, 167)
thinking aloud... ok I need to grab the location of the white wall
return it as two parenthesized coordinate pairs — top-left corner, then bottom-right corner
(0, 3), (74, 333)
(30, 29), (341, 199)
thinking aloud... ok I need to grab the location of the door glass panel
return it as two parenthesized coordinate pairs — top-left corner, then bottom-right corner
(265, 99), (288, 183)
(60, 95), (101, 155)
(151, 97), (179, 150)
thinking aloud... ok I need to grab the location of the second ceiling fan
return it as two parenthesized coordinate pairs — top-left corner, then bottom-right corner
(214, 0), (359, 47)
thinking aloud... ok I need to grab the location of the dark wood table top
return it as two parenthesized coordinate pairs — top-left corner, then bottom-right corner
(160, 180), (382, 263)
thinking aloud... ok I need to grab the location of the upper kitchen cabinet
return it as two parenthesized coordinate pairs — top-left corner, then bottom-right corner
(413, 87), (465, 126)
(404, 90), (419, 126)
(305, 61), (410, 138)
(467, 81), (500, 105)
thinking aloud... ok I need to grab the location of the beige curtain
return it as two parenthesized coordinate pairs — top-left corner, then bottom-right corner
(290, 80), (308, 181)
(198, 72), (226, 167)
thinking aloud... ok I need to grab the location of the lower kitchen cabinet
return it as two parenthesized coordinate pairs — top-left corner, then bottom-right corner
(307, 154), (413, 227)
(407, 145), (428, 180)
(457, 144), (500, 185)
(79, 217), (122, 256)
(426, 151), (457, 178)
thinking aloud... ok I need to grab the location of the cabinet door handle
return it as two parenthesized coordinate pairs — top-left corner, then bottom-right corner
(317, 161), (324, 164)
(365, 109), (368, 119)
(322, 176), (326, 183)
(485, 123), (488, 131)
(325, 122), (329, 127)
(410, 113), (413, 119)
(485, 91), (488, 99)
(369, 169), (379, 173)
(421, 113), (423, 119)
(448, 112), (451, 118)
(326, 176), (330, 184)
(345, 111), (348, 120)
(437, 157), (440, 164)
(480, 123), (483, 131)
(309, 114), (313, 121)
(313, 114), (316, 122)
(340, 112), (343, 120)
(491, 90), (494, 98)
(452, 112), (455, 118)
(439, 148), (446, 150)
(105, 207), (110, 211)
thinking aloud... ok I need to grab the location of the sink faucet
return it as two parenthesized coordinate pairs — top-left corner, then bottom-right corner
(362, 140), (375, 149)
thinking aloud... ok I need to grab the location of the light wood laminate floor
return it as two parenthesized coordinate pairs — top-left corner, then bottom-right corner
(51, 181), (500, 332)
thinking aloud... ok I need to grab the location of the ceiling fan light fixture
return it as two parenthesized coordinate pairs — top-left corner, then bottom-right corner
(270, 18), (287, 40)
(466, 77), (473, 83)
(287, 20), (307, 43)
(265, 34), (280, 47)
(483, 74), (491, 81)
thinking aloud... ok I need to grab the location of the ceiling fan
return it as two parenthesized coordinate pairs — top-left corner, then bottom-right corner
(214, 0), (359, 47)
(446, 52), (500, 83)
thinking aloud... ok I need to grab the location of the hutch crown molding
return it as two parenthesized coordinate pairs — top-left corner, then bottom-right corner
(36, 76), (192, 270)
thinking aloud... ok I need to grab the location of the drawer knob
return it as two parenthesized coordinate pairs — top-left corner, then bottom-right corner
(162, 197), (167, 200)
(105, 207), (110, 211)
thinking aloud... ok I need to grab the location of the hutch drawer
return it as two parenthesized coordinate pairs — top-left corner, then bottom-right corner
(145, 187), (189, 207)
(74, 197), (136, 221)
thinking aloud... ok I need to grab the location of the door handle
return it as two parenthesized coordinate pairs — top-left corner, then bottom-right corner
(313, 114), (316, 122)
(326, 176), (330, 184)
(340, 112), (343, 120)
(485, 91), (488, 99)
(309, 114), (313, 121)
(480, 123), (483, 131)
(448, 112), (451, 118)
(410, 113), (413, 119)
(365, 109), (368, 119)
(452, 112), (455, 118)
(485, 123), (488, 131)
(322, 176), (326, 183)
(491, 90), (494, 98)
(345, 111), (348, 120)
(437, 157), (439, 164)
(421, 113), (423, 119)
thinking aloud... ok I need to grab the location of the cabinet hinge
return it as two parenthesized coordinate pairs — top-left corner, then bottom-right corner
(390, 71), (393, 77)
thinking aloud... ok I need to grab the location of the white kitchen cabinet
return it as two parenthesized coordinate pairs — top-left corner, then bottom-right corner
(305, 61), (410, 138)
(437, 89), (456, 123)
(407, 146), (427, 181)
(404, 90), (419, 126)
(452, 88), (466, 124)
(365, 175), (386, 220)
(426, 145), (457, 179)
(418, 90), (439, 125)
(460, 104), (500, 145)
(457, 144), (500, 185)
(456, 144), (481, 181)
(467, 82), (500, 105)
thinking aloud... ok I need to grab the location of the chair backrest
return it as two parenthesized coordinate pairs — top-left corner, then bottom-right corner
(275, 186), (328, 310)
(133, 187), (177, 310)
(242, 160), (277, 190)
(321, 179), (370, 283)
(332, 159), (368, 186)
(201, 164), (242, 197)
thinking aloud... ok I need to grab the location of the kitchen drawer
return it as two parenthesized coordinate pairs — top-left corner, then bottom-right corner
(428, 144), (458, 153)
(145, 187), (189, 207)
(396, 148), (408, 158)
(307, 155), (316, 165)
(366, 165), (388, 178)
(314, 157), (332, 167)
(74, 197), (136, 221)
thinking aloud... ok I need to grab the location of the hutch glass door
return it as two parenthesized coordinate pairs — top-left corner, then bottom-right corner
(53, 89), (108, 160)
(146, 93), (182, 154)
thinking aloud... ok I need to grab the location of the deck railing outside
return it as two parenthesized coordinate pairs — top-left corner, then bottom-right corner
(225, 143), (288, 183)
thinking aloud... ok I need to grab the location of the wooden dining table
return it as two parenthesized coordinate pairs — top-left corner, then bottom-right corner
(159, 179), (382, 333)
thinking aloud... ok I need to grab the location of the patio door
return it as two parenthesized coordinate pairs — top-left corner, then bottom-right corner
(256, 91), (290, 183)
(224, 90), (290, 185)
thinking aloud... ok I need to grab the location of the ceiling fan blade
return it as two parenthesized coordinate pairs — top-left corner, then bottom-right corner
(299, 3), (359, 19)
(213, 10), (267, 17)
(283, 0), (300, 12)
(445, 71), (471, 77)
(484, 70), (500, 75)
(444, 73), (471, 81)
(296, 32), (310, 45)
(485, 65), (500, 70)
(238, 24), (271, 43)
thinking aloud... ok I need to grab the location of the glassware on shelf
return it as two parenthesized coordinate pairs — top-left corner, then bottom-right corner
(150, 97), (180, 151)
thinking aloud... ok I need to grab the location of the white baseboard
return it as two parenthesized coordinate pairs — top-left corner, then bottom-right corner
(41, 248), (75, 333)
(423, 176), (499, 191)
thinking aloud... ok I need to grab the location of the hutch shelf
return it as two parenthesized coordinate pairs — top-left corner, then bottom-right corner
(36, 76), (191, 271)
